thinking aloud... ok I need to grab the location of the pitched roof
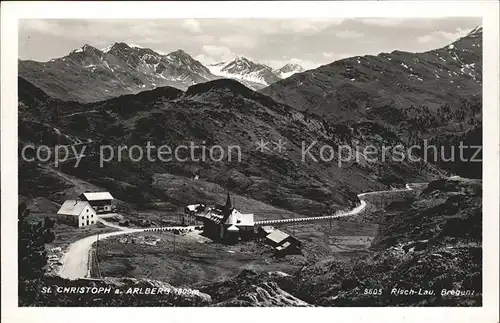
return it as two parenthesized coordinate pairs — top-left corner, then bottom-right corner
(276, 241), (292, 251)
(260, 226), (275, 234)
(186, 204), (200, 212)
(80, 192), (114, 201)
(196, 210), (224, 224)
(227, 225), (239, 232)
(226, 209), (254, 226)
(57, 200), (91, 216)
(266, 230), (289, 244)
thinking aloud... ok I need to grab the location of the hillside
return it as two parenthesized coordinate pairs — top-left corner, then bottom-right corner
(17, 23), (484, 309)
(19, 44), (218, 102)
(18, 77), (439, 217)
(197, 177), (482, 306)
(20, 178), (483, 307)
(261, 27), (482, 122)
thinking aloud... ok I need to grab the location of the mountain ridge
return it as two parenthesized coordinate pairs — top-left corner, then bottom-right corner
(19, 44), (303, 102)
(260, 26), (482, 121)
(18, 74), (441, 217)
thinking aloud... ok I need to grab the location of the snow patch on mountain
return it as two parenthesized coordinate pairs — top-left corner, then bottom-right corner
(207, 57), (283, 86)
(275, 63), (305, 78)
(101, 44), (113, 53)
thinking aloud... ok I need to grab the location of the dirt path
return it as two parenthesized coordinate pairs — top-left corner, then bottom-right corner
(58, 219), (196, 279)
(58, 224), (143, 279)
(256, 185), (414, 225)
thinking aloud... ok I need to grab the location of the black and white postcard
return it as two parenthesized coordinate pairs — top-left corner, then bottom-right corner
(1, 1), (499, 323)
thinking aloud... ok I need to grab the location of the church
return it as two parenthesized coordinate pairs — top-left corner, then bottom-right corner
(196, 192), (255, 243)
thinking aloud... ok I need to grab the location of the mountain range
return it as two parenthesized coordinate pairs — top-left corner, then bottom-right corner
(18, 26), (482, 214)
(261, 26), (482, 120)
(19, 75), (441, 216)
(207, 58), (304, 87)
(17, 25), (483, 308)
(18, 43), (304, 102)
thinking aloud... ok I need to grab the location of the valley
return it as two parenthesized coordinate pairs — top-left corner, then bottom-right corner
(17, 24), (483, 307)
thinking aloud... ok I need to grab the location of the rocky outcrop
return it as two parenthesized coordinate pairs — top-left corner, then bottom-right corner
(199, 269), (310, 307)
(214, 282), (310, 307)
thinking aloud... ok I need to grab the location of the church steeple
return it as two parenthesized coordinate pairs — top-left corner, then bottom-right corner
(225, 190), (232, 209)
(221, 191), (233, 224)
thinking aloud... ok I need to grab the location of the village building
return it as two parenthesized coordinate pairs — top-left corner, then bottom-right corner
(257, 225), (275, 240)
(225, 208), (255, 240)
(196, 192), (255, 243)
(179, 213), (197, 226)
(184, 203), (206, 215)
(79, 192), (114, 214)
(181, 203), (206, 226)
(57, 200), (97, 228)
(264, 229), (301, 255)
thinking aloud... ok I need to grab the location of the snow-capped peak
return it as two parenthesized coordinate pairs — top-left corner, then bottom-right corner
(71, 44), (100, 55)
(100, 42), (145, 54)
(207, 57), (281, 86)
(100, 42), (167, 55)
(101, 44), (114, 53)
(468, 25), (483, 37)
(275, 63), (305, 78)
(234, 56), (251, 67)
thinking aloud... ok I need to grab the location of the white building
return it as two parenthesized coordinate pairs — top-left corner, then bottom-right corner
(79, 192), (114, 214)
(57, 200), (97, 228)
(226, 209), (254, 229)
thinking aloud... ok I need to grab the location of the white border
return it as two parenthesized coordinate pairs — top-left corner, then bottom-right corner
(1, 1), (499, 323)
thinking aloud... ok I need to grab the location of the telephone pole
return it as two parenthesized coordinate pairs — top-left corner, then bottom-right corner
(96, 232), (99, 272)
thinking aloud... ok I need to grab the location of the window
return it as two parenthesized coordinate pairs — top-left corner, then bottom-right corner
(82, 216), (84, 220)
(86, 209), (89, 213)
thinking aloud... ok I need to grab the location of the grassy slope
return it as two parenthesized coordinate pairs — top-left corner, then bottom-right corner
(281, 177), (482, 306)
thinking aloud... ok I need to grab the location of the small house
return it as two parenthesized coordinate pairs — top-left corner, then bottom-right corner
(79, 192), (114, 214)
(184, 204), (206, 215)
(183, 204), (206, 225)
(257, 226), (275, 239)
(57, 200), (97, 228)
(179, 212), (198, 226)
(264, 229), (301, 255)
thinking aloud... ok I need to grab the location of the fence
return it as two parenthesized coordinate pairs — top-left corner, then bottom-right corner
(87, 248), (101, 278)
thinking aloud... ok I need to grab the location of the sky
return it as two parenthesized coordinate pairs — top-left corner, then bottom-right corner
(19, 18), (481, 70)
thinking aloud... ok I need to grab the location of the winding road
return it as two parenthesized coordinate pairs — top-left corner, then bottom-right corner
(58, 220), (196, 279)
(58, 184), (418, 280)
(256, 184), (416, 225)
